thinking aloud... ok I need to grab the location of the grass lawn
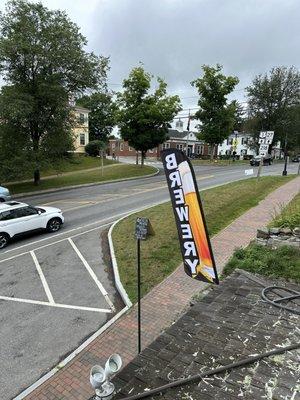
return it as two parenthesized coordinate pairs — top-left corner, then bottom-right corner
(7, 164), (157, 194)
(223, 189), (300, 282)
(222, 244), (300, 283)
(191, 159), (249, 166)
(112, 175), (295, 303)
(269, 193), (300, 229)
(4, 155), (117, 183)
(41, 155), (116, 175)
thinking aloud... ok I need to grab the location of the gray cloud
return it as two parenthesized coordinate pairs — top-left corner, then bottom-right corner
(1, 0), (300, 111)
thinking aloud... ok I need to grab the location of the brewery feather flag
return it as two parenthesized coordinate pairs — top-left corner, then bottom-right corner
(161, 149), (219, 284)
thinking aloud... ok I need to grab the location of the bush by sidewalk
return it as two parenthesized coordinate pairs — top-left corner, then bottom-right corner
(223, 191), (300, 282)
(269, 193), (300, 229)
(223, 244), (300, 283)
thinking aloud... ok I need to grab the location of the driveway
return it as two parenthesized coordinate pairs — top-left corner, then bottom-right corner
(0, 226), (121, 400)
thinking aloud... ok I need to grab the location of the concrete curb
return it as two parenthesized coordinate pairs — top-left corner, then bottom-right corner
(13, 167), (160, 199)
(108, 219), (133, 309)
(13, 306), (129, 400)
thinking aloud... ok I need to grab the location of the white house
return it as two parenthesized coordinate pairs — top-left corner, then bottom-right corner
(218, 132), (256, 158)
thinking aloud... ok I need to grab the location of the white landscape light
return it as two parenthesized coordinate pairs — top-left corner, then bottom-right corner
(90, 354), (122, 400)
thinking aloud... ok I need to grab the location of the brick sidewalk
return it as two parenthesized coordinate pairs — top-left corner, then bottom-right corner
(23, 177), (299, 400)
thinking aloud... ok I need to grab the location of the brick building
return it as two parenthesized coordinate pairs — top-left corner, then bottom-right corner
(108, 129), (212, 159)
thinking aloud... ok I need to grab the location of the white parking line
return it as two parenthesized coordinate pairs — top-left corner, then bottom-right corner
(0, 295), (112, 313)
(30, 251), (54, 304)
(68, 238), (115, 312)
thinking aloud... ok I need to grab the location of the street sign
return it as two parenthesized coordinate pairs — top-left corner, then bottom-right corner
(245, 169), (254, 176)
(259, 144), (269, 156)
(135, 218), (149, 240)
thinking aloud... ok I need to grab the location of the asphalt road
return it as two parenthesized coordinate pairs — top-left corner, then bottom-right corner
(0, 161), (298, 400)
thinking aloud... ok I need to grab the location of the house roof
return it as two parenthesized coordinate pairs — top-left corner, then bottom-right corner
(112, 270), (299, 400)
(168, 129), (193, 139)
(74, 105), (91, 113)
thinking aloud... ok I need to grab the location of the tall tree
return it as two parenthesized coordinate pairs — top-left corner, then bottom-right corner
(0, 0), (108, 184)
(192, 64), (239, 159)
(246, 66), (300, 146)
(117, 66), (181, 165)
(77, 92), (117, 141)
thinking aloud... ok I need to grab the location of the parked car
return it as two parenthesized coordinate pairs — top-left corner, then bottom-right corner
(292, 155), (300, 162)
(0, 201), (64, 249)
(250, 155), (273, 166)
(0, 186), (11, 202)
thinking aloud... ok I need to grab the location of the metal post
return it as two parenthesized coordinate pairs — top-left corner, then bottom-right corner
(137, 238), (141, 354)
(185, 109), (190, 156)
(282, 132), (288, 176)
(257, 157), (263, 178)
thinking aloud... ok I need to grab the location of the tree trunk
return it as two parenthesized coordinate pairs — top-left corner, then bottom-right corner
(210, 144), (215, 161)
(136, 151), (139, 165)
(34, 168), (40, 186)
(141, 151), (145, 167)
(33, 136), (40, 185)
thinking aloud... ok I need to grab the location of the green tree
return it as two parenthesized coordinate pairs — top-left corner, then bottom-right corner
(0, 0), (108, 184)
(232, 100), (246, 132)
(246, 66), (300, 146)
(192, 64), (239, 159)
(85, 140), (106, 157)
(77, 92), (117, 142)
(117, 66), (182, 165)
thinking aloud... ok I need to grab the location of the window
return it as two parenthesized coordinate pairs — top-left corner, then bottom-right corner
(79, 113), (85, 124)
(0, 211), (13, 221)
(112, 143), (115, 150)
(176, 144), (184, 150)
(80, 133), (86, 146)
(195, 144), (202, 154)
(15, 207), (38, 218)
(162, 143), (170, 149)
(120, 143), (124, 151)
(129, 146), (133, 151)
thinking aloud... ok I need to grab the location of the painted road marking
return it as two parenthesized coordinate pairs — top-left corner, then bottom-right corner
(68, 238), (115, 312)
(0, 242), (114, 313)
(0, 295), (112, 313)
(30, 250), (54, 304)
(0, 222), (111, 263)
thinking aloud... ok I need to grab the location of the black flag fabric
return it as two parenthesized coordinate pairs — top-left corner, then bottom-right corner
(161, 149), (219, 284)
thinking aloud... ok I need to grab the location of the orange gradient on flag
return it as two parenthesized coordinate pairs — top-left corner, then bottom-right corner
(178, 162), (215, 282)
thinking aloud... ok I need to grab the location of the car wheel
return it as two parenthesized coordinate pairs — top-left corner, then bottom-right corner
(47, 218), (62, 233)
(0, 233), (9, 249)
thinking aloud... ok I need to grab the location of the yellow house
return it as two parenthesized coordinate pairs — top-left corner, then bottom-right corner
(73, 106), (90, 153)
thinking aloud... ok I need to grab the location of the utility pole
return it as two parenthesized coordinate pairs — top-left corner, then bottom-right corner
(185, 109), (191, 156)
(282, 132), (288, 176)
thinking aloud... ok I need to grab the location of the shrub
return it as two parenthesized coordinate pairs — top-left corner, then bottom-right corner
(85, 140), (106, 157)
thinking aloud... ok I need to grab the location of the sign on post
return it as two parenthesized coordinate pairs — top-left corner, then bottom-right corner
(259, 144), (269, 156)
(134, 217), (154, 354)
(135, 217), (153, 240)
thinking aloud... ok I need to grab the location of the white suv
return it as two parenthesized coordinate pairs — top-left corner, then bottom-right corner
(0, 201), (64, 249)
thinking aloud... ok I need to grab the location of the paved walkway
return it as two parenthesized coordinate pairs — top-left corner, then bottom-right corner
(23, 176), (300, 400)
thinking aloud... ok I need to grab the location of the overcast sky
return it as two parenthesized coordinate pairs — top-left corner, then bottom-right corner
(0, 0), (300, 126)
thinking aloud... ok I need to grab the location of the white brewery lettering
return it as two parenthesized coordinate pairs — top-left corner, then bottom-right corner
(165, 153), (199, 274)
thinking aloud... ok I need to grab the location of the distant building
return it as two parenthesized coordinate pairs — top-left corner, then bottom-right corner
(218, 132), (256, 158)
(72, 106), (90, 153)
(108, 129), (212, 159)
